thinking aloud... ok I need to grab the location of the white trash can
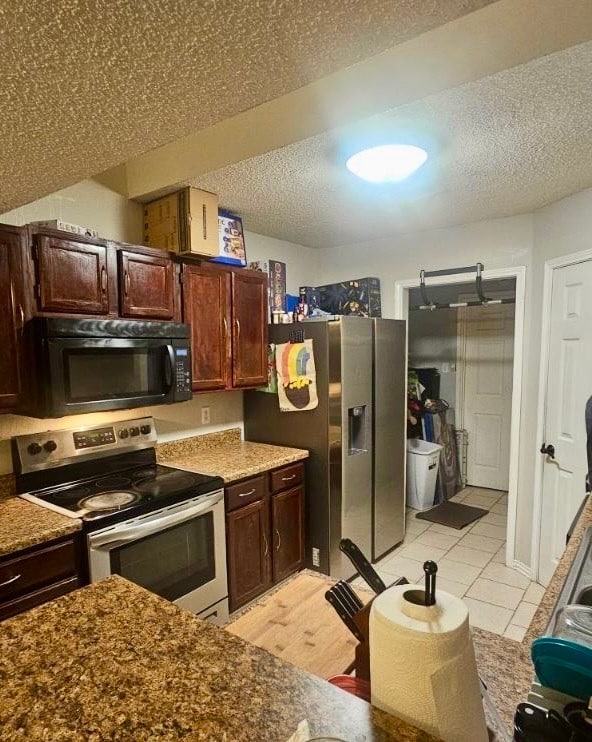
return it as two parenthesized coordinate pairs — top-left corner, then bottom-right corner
(406, 439), (443, 511)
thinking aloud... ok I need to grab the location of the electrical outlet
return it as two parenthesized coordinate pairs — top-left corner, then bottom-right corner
(312, 547), (320, 567)
(201, 407), (211, 425)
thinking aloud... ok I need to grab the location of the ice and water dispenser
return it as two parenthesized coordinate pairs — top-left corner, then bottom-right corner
(348, 405), (367, 455)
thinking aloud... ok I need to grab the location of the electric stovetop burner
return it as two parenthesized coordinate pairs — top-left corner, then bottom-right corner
(79, 491), (139, 512)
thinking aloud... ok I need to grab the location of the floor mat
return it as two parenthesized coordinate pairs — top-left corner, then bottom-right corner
(416, 500), (488, 529)
(225, 572), (373, 680)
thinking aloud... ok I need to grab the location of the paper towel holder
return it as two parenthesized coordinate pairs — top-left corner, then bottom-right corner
(403, 560), (438, 607)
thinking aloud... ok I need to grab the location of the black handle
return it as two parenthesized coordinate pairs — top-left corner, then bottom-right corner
(324, 589), (364, 641)
(339, 538), (387, 594)
(424, 561), (438, 606)
(163, 344), (175, 391)
(335, 580), (364, 612)
(540, 443), (555, 459)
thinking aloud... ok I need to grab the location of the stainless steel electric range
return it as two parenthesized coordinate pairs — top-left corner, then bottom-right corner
(12, 417), (229, 625)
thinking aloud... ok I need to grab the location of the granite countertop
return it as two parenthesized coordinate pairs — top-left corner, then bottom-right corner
(158, 428), (309, 484)
(0, 474), (81, 558)
(470, 495), (592, 733)
(0, 576), (436, 742)
(525, 494), (592, 643)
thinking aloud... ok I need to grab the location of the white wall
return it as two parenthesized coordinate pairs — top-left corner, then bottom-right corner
(0, 179), (143, 244)
(245, 230), (321, 295)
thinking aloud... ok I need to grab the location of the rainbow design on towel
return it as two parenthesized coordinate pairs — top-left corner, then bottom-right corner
(275, 340), (318, 411)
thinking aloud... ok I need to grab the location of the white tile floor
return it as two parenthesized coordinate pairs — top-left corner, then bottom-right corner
(353, 487), (543, 641)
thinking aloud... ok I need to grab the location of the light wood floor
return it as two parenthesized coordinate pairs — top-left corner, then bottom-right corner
(226, 573), (373, 680)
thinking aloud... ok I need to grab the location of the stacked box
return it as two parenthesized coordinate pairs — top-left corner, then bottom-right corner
(249, 259), (287, 314)
(301, 277), (381, 317)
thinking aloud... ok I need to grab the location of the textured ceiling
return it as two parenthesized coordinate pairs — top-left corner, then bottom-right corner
(0, 0), (493, 213)
(191, 42), (592, 247)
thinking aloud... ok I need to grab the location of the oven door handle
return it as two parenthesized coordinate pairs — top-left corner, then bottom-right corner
(88, 492), (223, 550)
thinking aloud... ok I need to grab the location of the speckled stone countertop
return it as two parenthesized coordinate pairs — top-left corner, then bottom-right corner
(158, 428), (309, 483)
(469, 495), (592, 734)
(0, 576), (437, 742)
(525, 494), (592, 643)
(0, 474), (81, 557)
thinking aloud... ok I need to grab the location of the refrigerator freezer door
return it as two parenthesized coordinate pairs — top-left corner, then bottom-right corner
(373, 319), (407, 560)
(333, 317), (373, 579)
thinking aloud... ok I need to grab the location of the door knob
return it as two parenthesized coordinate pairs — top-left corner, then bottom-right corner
(540, 443), (555, 459)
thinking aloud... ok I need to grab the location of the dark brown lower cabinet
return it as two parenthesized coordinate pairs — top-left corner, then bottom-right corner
(226, 498), (271, 611)
(271, 486), (305, 584)
(0, 534), (84, 621)
(226, 463), (305, 612)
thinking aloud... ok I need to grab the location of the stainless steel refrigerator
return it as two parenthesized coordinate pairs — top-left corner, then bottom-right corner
(244, 316), (406, 579)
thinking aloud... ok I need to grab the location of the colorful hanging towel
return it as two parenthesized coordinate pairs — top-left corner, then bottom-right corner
(256, 344), (278, 393)
(275, 340), (318, 412)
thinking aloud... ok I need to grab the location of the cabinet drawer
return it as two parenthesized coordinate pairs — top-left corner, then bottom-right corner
(0, 538), (77, 603)
(0, 576), (79, 622)
(225, 475), (266, 512)
(270, 463), (304, 494)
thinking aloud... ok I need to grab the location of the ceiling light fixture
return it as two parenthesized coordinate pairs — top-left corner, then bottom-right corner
(345, 144), (428, 183)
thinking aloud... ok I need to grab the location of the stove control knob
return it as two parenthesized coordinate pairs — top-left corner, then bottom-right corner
(27, 442), (42, 456)
(43, 440), (57, 453)
(129, 426), (140, 437)
(140, 424), (151, 435)
(118, 429), (129, 439)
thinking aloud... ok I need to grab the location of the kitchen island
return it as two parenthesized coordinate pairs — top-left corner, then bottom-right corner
(0, 575), (436, 741)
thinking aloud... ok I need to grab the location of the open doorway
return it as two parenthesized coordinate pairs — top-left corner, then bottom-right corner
(408, 279), (516, 497)
(395, 267), (526, 573)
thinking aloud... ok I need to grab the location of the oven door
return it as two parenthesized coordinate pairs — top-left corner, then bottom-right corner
(87, 491), (228, 621)
(45, 337), (177, 416)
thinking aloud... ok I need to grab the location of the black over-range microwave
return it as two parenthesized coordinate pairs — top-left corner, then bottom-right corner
(24, 318), (192, 418)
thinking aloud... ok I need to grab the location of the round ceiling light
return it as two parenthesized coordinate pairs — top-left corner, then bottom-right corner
(345, 144), (428, 183)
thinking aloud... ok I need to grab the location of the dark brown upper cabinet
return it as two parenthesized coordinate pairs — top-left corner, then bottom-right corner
(231, 270), (268, 388)
(182, 264), (231, 391)
(118, 247), (178, 321)
(181, 264), (268, 392)
(32, 232), (116, 316)
(0, 225), (27, 411)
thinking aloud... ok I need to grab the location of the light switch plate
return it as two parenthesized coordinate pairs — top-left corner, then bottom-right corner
(201, 407), (211, 425)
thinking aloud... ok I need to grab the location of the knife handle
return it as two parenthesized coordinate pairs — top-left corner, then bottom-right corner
(339, 538), (387, 594)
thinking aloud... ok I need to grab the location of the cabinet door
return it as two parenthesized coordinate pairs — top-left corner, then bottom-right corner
(226, 499), (271, 611)
(0, 226), (26, 411)
(119, 249), (176, 320)
(182, 265), (231, 391)
(271, 486), (305, 584)
(231, 271), (268, 388)
(35, 235), (111, 314)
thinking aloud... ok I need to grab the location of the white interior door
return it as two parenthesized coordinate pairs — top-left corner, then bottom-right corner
(462, 303), (515, 490)
(539, 261), (592, 585)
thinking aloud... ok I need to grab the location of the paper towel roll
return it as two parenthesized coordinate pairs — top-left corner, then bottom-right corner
(370, 584), (487, 742)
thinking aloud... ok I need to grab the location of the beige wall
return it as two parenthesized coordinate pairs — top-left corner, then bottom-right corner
(0, 179), (143, 244)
